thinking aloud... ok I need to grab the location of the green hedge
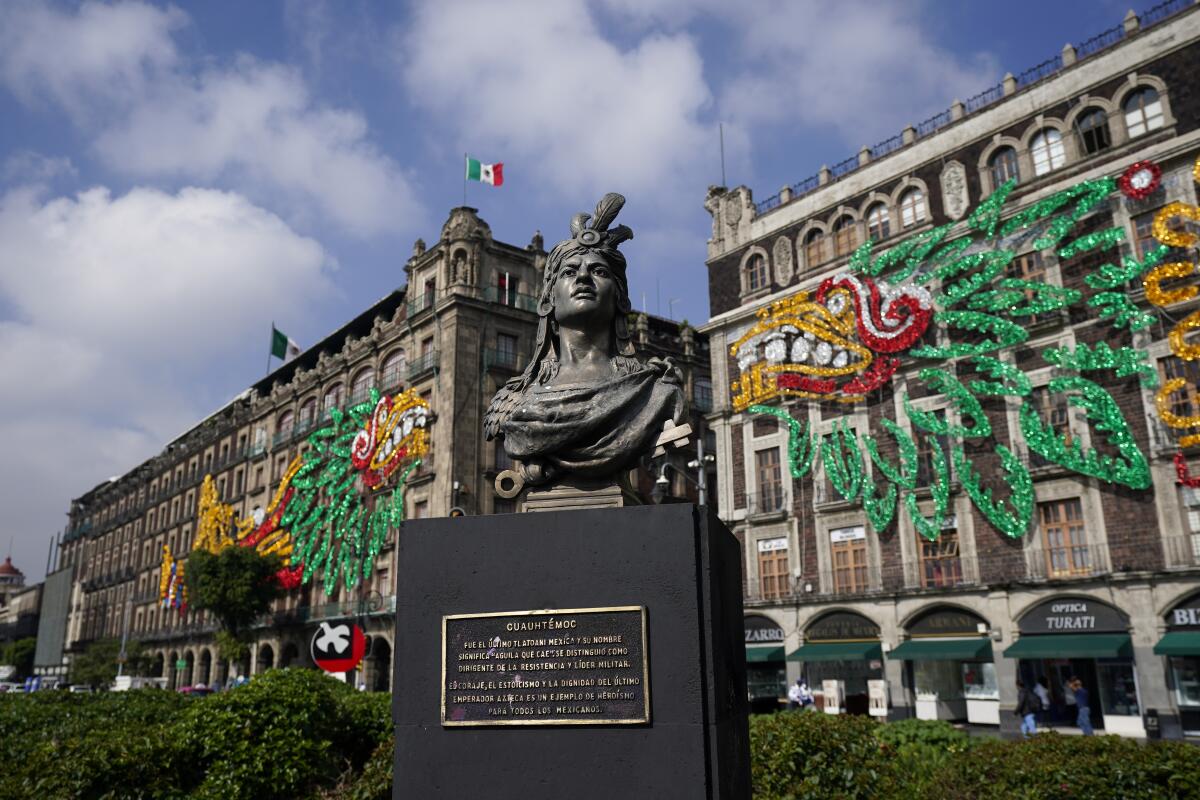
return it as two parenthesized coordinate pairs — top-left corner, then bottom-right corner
(5, 682), (1200, 799)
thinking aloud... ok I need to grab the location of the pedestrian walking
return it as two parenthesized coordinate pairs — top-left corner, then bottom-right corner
(1033, 677), (1051, 726)
(1071, 677), (1094, 735)
(1015, 678), (1038, 737)
(787, 679), (803, 710)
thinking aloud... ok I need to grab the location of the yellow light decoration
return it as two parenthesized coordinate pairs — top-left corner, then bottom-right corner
(158, 544), (173, 599)
(1169, 310), (1200, 361)
(1194, 154), (1200, 185)
(235, 455), (303, 559)
(1156, 379), (1200, 430)
(192, 475), (236, 554)
(1153, 202), (1199, 249)
(1144, 261), (1198, 307)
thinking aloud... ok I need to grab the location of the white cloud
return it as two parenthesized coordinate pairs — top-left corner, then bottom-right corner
(0, 183), (333, 573)
(0, 0), (183, 119)
(396, 0), (714, 202)
(2, 150), (77, 183)
(715, 1), (999, 144)
(0, 1), (420, 238)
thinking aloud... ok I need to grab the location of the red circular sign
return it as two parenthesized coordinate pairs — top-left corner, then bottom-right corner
(310, 621), (368, 673)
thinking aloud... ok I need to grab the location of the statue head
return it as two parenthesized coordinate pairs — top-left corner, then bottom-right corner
(536, 193), (635, 359)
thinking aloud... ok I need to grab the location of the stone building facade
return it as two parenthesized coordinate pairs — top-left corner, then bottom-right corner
(48, 207), (712, 691)
(702, 3), (1200, 737)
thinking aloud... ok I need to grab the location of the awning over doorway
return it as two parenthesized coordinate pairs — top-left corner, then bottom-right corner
(786, 641), (882, 662)
(1154, 632), (1200, 656)
(890, 638), (993, 661)
(1003, 634), (1132, 659)
(745, 645), (785, 663)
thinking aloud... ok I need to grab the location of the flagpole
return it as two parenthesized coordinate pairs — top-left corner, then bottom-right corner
(463, 153), (467, 207)
(267, 321), (274, 376)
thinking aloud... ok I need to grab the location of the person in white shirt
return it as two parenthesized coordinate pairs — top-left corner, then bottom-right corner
(787, 679), (804, 710)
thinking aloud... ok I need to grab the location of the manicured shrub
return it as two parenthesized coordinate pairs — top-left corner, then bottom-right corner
(750, 711), (897, 799)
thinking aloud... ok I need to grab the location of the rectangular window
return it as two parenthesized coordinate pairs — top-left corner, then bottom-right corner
(756, 537), (789, 599)
(1039, 498), (1089, 577)
(1005, 251), (1055, 324)
(496, 272), (519, 306)
(919, 525), (962, 588)
(1158, 357), (1200, 421)
(496, 333), (518, 369)
(424, 278), (436, 307)
(830, 526), (868, 593)
(914, 411), (950, 487)
(234, 469), (244, 494)
(413, 500), (429, 519)
(1028, 387), (1071, 468)
(754, 448), (783, 513)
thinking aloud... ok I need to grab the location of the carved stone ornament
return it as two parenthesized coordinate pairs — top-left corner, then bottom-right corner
(484, 193), (689, 498)
(940, 161), (969, 221)
(772, 236), (794, 286)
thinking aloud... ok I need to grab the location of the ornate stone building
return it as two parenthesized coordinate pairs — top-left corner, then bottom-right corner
(702, 3), (1200, 737)
(46, 207), (712, 691)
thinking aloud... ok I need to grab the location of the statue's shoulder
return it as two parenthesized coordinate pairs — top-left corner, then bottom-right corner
(484, 377), (525, 440)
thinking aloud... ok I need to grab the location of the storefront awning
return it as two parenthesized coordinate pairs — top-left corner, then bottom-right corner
(890, 638), (993, 661)
(745, 645), (785, 663)
(1154, 632), (1200, 656)
(787, 641), (882, 662)
(1003, 634), (1132, 659)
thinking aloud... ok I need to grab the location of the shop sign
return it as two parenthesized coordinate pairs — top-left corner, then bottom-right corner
(806, 611), (879, 641)
(829, 526), (865, 543)
(745, 614), (785, 644)
(756, 537), (788, 553)
(1018, 597), (1127, 634)
(908, 607), (987, 637)
(1166, 593), (1200, 630)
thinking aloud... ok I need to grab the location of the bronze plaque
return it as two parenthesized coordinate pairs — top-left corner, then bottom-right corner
(441, 606), (649, 726)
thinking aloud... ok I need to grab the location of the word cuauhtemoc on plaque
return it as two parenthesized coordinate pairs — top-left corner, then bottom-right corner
(441, 606), (649, 726)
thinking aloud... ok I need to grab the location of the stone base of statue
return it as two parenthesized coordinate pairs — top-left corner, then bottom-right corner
(392, 504), (750, 799)
(520, 474), (641, 512)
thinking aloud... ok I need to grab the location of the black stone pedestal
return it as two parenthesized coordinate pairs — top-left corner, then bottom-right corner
(393, 503), (750, 799)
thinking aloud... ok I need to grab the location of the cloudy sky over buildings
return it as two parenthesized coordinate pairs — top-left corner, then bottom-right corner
(0, 0), (1128, 578)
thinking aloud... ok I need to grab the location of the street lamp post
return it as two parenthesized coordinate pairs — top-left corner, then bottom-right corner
(651, 434), (715, 505)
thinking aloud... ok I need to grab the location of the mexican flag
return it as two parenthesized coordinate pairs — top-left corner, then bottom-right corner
(466, 156), (503, 186)
(271, 325), (301, 361)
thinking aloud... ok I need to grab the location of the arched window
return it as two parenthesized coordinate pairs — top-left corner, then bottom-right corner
(804, 230), (825, 267)
(276, 411), (294, 444)
(745, 252), (768, 293)
(350, 368), (375, 404)
(988, 146), (1019, 188)
(1076, 108), (1111, 155)
(899, 189), (926, 229)
(1031, 128), (1066, 176)
(322, 383), (343, 414)
(833, 216), (858, 257)
(866, 204), (890, 241)
(381, 350), (407, 389)
(1123, 87), (1163, 137)
(298, 398), (317, 432)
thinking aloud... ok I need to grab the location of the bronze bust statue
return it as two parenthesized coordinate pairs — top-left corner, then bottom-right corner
(485, 193), (688, 496)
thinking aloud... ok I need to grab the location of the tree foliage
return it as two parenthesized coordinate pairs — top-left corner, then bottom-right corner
(187, 547), (284, 641)
(0, 637), (36, 679)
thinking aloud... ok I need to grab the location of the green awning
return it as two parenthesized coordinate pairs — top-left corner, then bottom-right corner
(787, 641), (882, 662)
(745, 645), (785, 663)
(1004, 634), (1132, 659)
(1154, 632), (1200, 656)
(891, 638), (993, 661)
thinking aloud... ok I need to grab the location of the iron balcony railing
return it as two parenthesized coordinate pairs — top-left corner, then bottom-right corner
(484, 286), (538, 312)
(1162, 535), (1200, 569)
(484, 347), (521, 371)
(746, 490), (786, 517)
(407, 292), (435, 317)
(1025, 542), (1111, 581)
(408, 350), (439, 379)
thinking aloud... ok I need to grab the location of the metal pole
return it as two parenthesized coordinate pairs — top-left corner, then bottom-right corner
(116, 598), (132, 678)
(719, 122), (726, 187)
(696, 429), (708, 508)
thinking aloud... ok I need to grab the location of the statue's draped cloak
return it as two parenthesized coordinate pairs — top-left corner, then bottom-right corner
(501, 366), (684, 478)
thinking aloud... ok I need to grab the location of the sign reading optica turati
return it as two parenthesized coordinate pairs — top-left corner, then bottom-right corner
(441, 606), (649, 726)
(745, 614), (785, 644)
(1018, 597), (1127, 634)
(1166, 593), (1200, 629)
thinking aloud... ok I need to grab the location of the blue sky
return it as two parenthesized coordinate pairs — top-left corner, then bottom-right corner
(0, 0), (1133, 580)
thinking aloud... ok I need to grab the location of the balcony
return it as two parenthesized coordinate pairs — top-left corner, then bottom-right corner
(483, 347), (522, 372)
(409, 351), (439, 380)
(484, 286), (538, 312)
(1025, 542), (1111, 581)
(293, 418), (315, 441)
(746, 490), (786, 519)
(407, 292), (436, 317)
(1163, 535), (1200, 569)
(380, 366), (405, 391)
(272, 429), (293, 448)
